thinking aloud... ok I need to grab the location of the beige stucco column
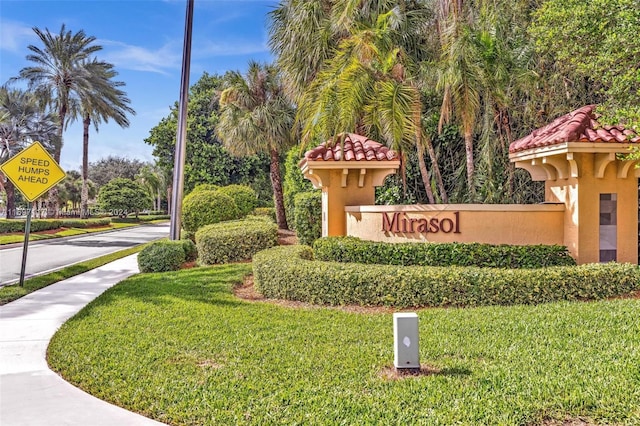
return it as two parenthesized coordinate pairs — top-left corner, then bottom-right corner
(510, 105), (639, 264)
(511, 145), (638, 264)
(299, 135), (400, 237)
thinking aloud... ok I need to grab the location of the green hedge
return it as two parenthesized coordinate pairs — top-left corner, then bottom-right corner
(181, 238), (198, 262)
(293, 191), (321, 246)
(216, 185), (258, 217)
(313, 237), (576, 268)
(253, 245), (640, 308)
(111, 215), (169, 223)
(181, 190), (240, 232)
(252, 207), (277, 222)
(189, 183), (220, 194)
(138, 239), (193, 273)
(0, 218), (112, 234)
(283, 147), (314, 229)
(196, 219), (278, 265)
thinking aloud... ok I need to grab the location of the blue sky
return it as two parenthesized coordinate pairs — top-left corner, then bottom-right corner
(0, 0), (276, 172)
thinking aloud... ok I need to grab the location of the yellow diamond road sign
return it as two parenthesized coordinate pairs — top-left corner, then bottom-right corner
(0, 141), (66, 202)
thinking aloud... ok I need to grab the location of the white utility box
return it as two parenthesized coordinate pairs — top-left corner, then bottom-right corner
(393, 312), (420, 369)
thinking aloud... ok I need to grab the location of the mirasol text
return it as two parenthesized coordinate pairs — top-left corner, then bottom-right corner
(17, 157), (51, 184)
(382, 211), (461, 234)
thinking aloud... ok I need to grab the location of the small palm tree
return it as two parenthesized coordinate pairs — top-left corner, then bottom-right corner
(136, 164), (163, 212)
(0, 85), (58, 218)
(217, 62), (295, 229)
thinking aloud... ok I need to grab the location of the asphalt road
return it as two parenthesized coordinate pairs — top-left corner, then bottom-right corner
(0, 223), (169, 286)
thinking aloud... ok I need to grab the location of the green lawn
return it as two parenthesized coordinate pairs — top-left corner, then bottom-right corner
(48, 264), (640, 425)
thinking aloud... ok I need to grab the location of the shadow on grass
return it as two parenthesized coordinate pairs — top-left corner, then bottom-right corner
(379, 364), (472, 381)
(73, 265), (253, 316)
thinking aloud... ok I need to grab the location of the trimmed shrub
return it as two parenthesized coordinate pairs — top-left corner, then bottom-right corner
(253, 245), (640, 308)
(138, 240), (187, 273)
(181, 238), (198, 262)
(182, 230), (196, 242)
(181, 190), (240, 232)
(216, 185), (258, 217)
(252, 207), (276, 222)
(0, 219), (63, 233)
(293, 191), (321, 246)
(190, 183), (220, 194)
(0, 220), (24, 233)
(138, 214), (170, 222)
(196, 219), (278, 265)
(313, 237), (576, 268)
(111, 214), (170, 223)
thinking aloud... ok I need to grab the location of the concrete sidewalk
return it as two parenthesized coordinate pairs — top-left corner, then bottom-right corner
(0, 254), (165, 426)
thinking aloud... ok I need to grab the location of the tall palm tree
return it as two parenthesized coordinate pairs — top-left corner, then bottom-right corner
(217, 62), (296, 230)
(433, 0), (483, 200)
(18, 24), (102, 216)
(77, 60), (134, 218)
(0, 85), (58, 218)
(269, 0), (339, 100)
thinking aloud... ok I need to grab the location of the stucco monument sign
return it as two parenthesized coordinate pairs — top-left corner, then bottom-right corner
(299, 106), (639, 265)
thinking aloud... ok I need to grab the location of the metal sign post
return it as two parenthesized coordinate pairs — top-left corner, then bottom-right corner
(19, 203), (33, 286)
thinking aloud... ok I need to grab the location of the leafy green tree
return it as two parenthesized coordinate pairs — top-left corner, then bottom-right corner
(144, 73), (272, 202)
(97, 178), (152, 218)
(78, 60), (134, 218)
(88, 156), (146, 187)
(530, 0), (640, 128)
(0, 85), (58, 218)
(217, 63), (296, 229)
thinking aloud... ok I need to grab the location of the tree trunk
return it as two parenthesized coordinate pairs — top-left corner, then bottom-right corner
(415, 143), (436, 204)
(166, 186), (172, 215)
(80, 115), (90, 219)
(5, 178), (16, 219)
(47, 103), (67, 218)
(269, 148), (288, 230)
(425, 136), (448, 203)
(501, 110), (515, 200)
(464, 130), (475, 200)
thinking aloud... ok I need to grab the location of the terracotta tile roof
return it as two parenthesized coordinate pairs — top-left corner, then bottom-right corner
(303, 133), (399, 162)
(509, 105), (640, 153)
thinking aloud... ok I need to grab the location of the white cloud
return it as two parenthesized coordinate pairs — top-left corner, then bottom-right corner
(0, 19), (36, 53)
(99, 39), (182, 74)
(196, 38), (269, 57)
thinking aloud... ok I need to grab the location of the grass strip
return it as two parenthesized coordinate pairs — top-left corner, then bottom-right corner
(49, 265), (640, 425)
(0, 222), (140, 245)
(0, 244), (146, 305)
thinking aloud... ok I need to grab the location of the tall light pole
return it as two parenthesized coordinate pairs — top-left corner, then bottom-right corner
(169, 0), (194, 240)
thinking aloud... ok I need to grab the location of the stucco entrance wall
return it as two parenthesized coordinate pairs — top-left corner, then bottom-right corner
(345, 204), (565, 246)
(543, 151), (639, 264)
